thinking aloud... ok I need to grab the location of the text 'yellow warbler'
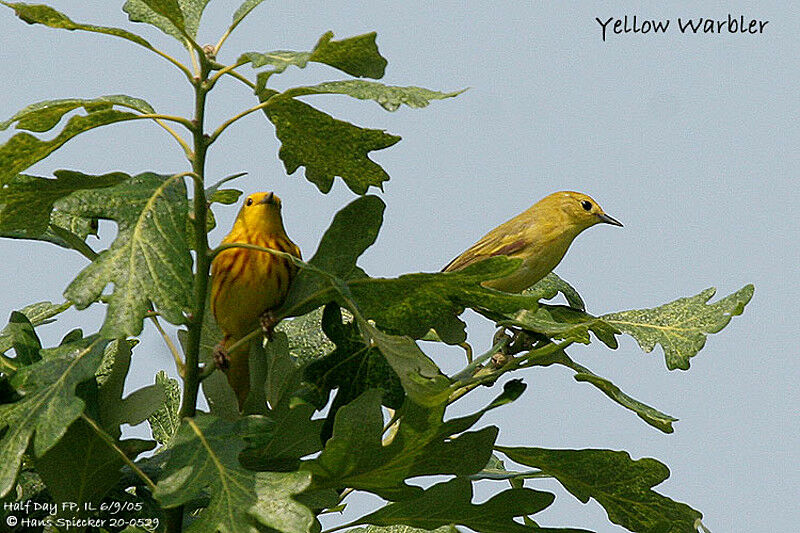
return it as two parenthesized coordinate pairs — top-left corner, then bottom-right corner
(443, 191), (622, 292)
(210, 191), (301, 409)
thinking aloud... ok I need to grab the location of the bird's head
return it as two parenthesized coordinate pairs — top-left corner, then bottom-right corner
(540, 191), (623, 232)
(236, 191), (285, 232)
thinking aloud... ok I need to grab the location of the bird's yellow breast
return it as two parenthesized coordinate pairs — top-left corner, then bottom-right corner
(210, 231), (298, 339)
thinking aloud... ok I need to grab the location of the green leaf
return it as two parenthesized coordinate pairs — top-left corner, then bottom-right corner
(573, 372), (677, 434)
(524, 272), (585, 311)
(1, 301), (72, 370)
(287, 81), (464, 112)
(348, 478), (561, 533)
(0, 95), (153, 133)
(0, 104), (141, 187)
(231, 0), (265, 30)
(0, 2), (151, 47)
(497, 447), (703, 533)
(63, 172), (192, 338)
(208, 188), (242, 205)
(147, 370), (181, 445)
(276, 307), (336, 366)
(35, 417), (154, 512)
(96, 340), (166, 436)
(242, 31), (387, 79)
(602, 284), (754, 370)
(153, 414), (314, 533)
(0, 312), (41, 366)
(263, 95), (401, 194)
(0, 336), (109, 497)
(305, 382), (524, 500)
(500, 304), (619, 348)
(309, 31), (387, 79)
(347, 526), (460, 533)
(363, 322), (450, 406)
(305, 304), (405, 414)
(123, 0), (209, 43)
(238, 404), (324, 472)
(0, 171), (128, 236)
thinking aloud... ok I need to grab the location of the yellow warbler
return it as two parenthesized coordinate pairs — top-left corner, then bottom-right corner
(210, 191), (301, 409)
(443, 191), (622, 292)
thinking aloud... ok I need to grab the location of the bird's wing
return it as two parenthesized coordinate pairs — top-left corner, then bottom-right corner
(442, 221), (530, 272)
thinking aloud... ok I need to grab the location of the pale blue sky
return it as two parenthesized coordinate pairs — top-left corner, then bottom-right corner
(1, 2), (797, 531)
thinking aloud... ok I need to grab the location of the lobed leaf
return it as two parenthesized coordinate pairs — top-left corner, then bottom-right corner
(602, 285), (754, 370)
(263, 95), (400, 194)
(497, 447), (703, 533)
(63, 172), (192, 338)
(0, 2), (151, 47)
(304, 304), (405, 416)
(0, 336), (109, 497)
(347, 478), (574, 533)
(153, 414), (314, 533)
(287, 80), (464, 112)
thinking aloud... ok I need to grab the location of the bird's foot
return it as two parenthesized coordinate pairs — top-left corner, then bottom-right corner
(259, 310), (279, 340)
(213, 342), (230, 371)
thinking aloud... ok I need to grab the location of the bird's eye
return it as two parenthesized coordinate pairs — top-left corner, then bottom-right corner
(581, 200), (592, 211)
(246, 198), (253, 206)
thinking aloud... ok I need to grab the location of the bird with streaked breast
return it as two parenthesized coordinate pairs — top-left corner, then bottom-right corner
(442, 191), (622, 292)
(210, 191), (301, 410)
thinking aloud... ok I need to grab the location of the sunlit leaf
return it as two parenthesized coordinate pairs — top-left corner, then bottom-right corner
(602, 285), (754, 370)
(497, 447), (702, 533)
(63, 172), (192, 338)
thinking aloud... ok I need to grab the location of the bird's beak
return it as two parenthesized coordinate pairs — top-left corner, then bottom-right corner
(597, 213), (623, 227)
(259, 192), (275, 205)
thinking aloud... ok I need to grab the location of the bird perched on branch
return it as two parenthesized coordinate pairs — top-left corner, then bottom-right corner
(210, 191), (301, 410)
(443, 191), (622, 292)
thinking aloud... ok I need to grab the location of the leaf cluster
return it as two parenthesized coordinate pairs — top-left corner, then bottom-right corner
(0, 2), (751, 533)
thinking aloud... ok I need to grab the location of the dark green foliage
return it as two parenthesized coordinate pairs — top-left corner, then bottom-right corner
(0, 3), (750, 532)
